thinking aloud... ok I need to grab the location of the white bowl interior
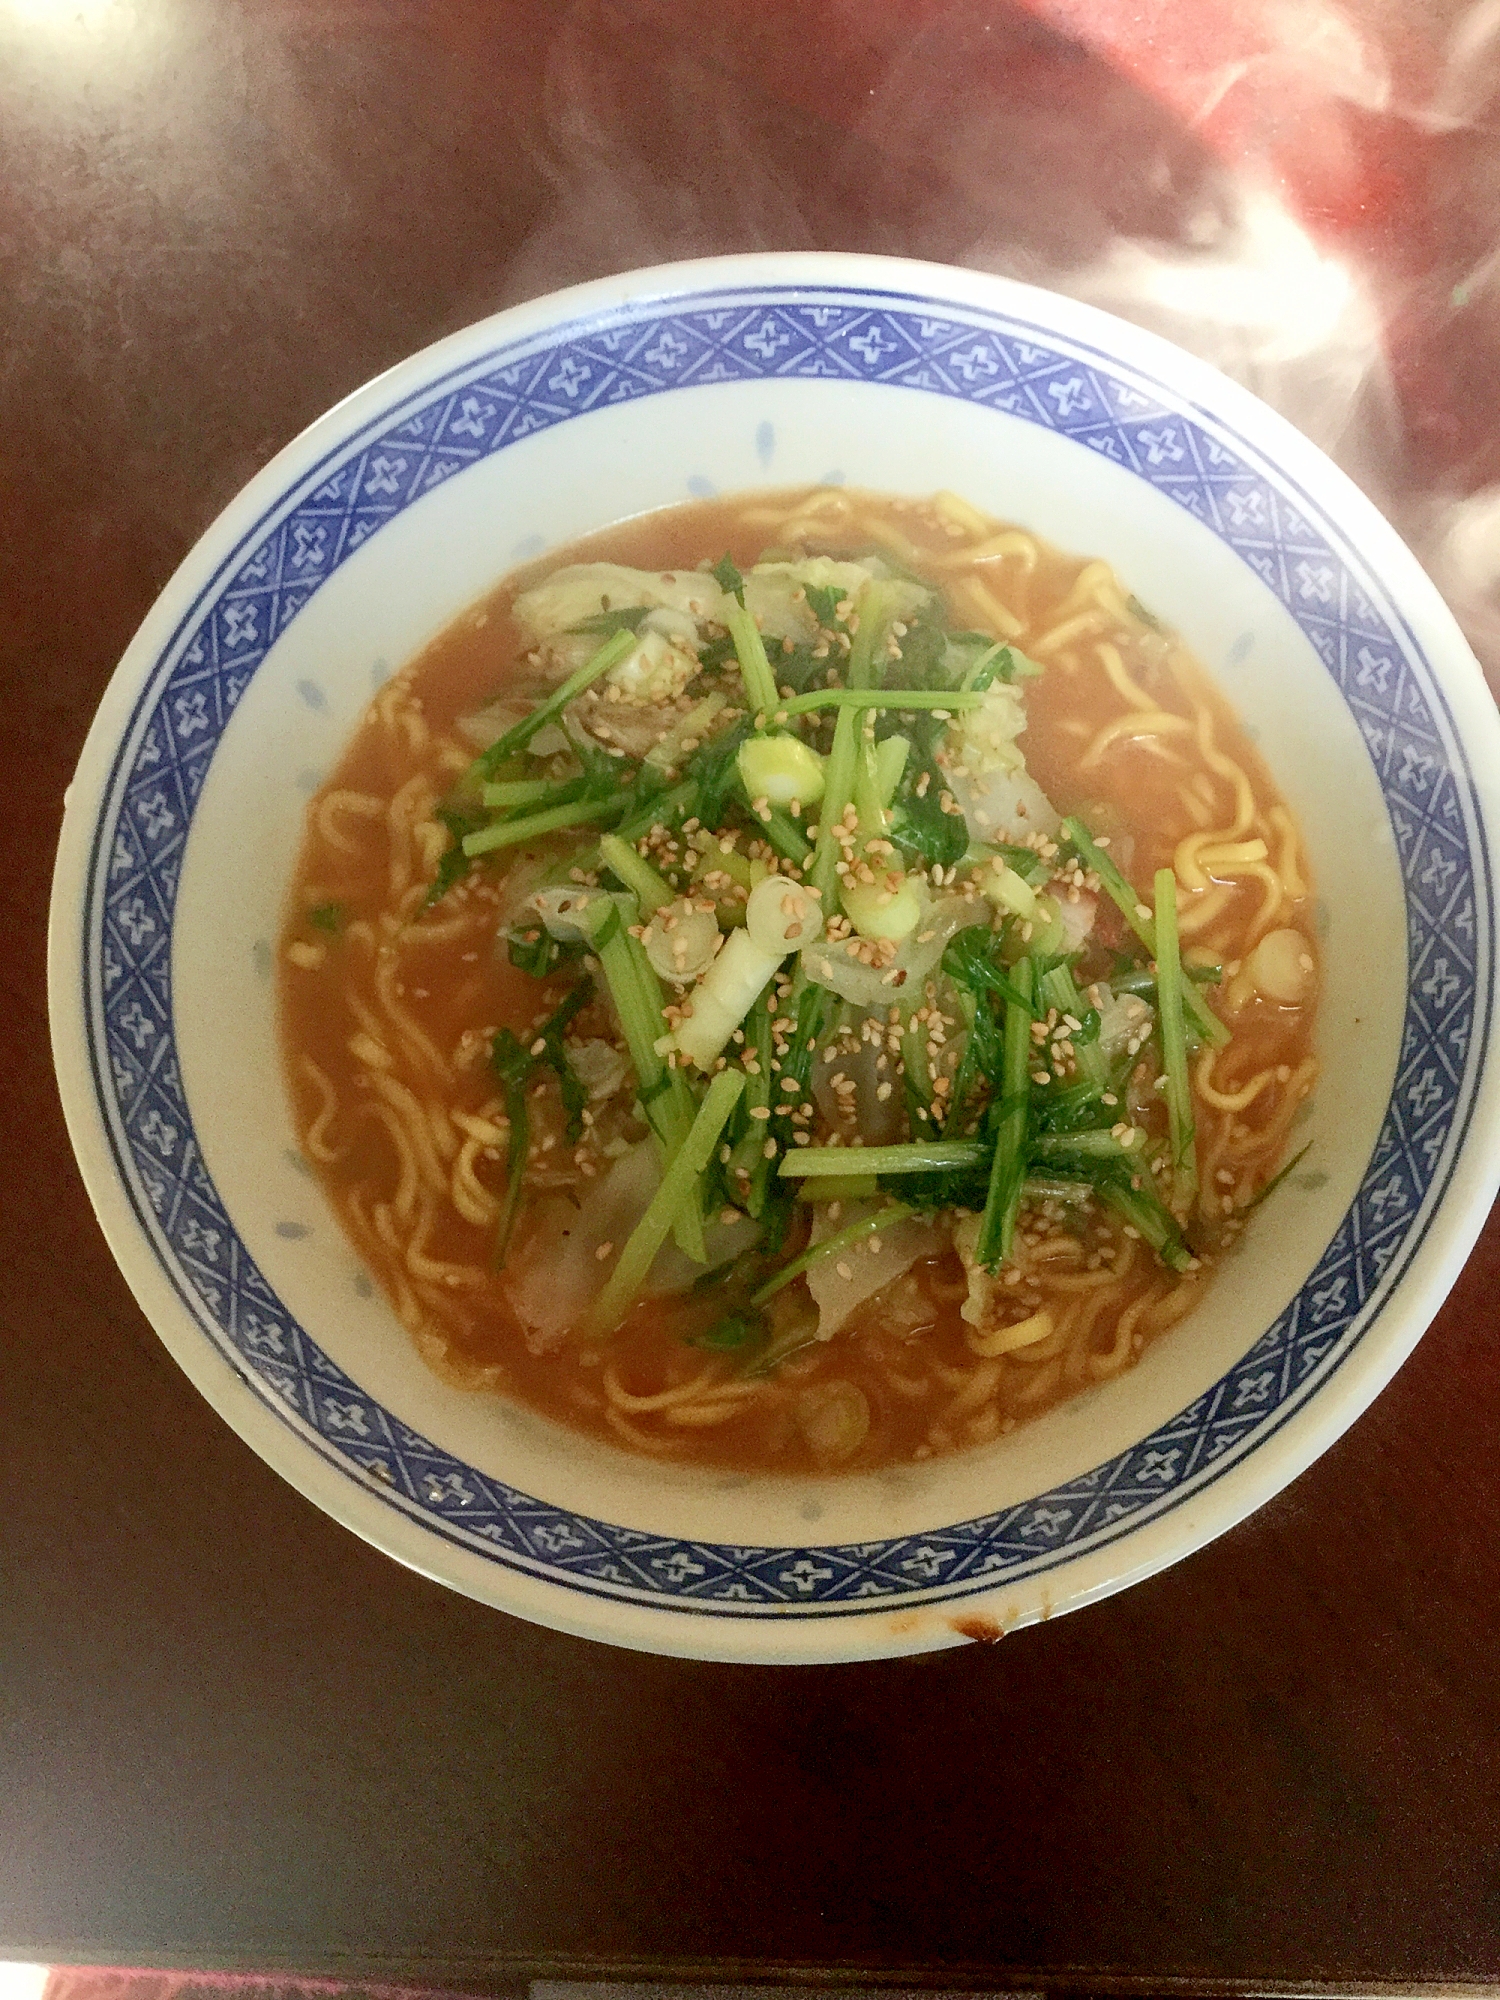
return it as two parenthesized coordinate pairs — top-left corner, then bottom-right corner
(174, 375), (1404, 1550)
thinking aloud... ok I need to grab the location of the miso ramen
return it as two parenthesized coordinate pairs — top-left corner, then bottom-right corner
(279, 487), (1318, 1473)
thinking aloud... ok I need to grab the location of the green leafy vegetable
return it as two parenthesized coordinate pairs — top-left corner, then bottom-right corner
(568, 606), (651, 636)
(974, 953), (1033, 1270)
(711, 553), (745, 602)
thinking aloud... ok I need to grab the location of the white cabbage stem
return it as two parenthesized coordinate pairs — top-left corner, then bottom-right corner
(531, 884), (614, 942)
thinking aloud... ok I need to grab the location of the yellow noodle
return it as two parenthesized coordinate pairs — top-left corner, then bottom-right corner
(1193, 703), (1255, 837)
(1013, 1355), (1064, 1406)
(955, 573), (1024, 639)
(364, 1067), (450, 1193)
(1175, 884), (1236, 937)
(406, 1196), (487, 1291)
(1236, 861), (1288, 942)
(931, 489), (992, 537)
(385, 771), (433, 902)
(1095, 641), (1160, 713)
(1028, 608), (1108, 657)
(316, 789), (386, 857)
(940, 1359), (1003, 1422)
(1088, 1286), (1164, 1380)
(372, 676), (430, 756)
(1052, 559), (1118, 620)
(1030, 1234), (1137, 1295)
(605, 1406), (683, 1455)
(858, 515), (926, 568)
(1181, 836), (1270, 886)
(361, 1099), (421, 1225)
(1061, 1289), (1121, 1388)
(453, 1109), (509, 1147)
(1268, 804), (1309, 899)
(426, 1095), (458, 1165)
(299, 1056), (346, 1164)
(1195, 1047), (1276, 1113)
(373, 947), (452, 1083)
(1080, 711), (1193, 769)
(1143, 1279), (1206, 1333)
(965, 1305), (1054, 1358)
(348, 1030), (394, 1071)
(398, 905), (482, 947)
(665, 1401), (756, 1429)
(932, 529), (1039, 571)
(451, 1134), (499, 1228)
(602, 1359), (758, 1414)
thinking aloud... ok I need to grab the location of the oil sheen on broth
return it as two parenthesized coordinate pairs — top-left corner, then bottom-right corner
(279, 487), (1318, 1475)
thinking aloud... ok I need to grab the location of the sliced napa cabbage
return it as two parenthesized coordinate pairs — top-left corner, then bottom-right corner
(810, 1015), (907, 1147)
(800, 890), (989, 1007)
(1093, 981), (1155, 1061)
(953, 679), (1028, 776)
(805, 1201), (939, 1340)
(505, 1141), (756, 1354)
(513, 562), (728, 640)
(940, 674), (1063, 841)
(741, 557), (931, 647)
(946, 761), (1061, 842)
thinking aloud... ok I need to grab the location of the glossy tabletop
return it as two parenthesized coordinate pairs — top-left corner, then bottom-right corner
(6, 0), (1500, 1987)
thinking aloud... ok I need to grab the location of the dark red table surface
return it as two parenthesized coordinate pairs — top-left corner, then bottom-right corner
(7, 1), (1500, 1989)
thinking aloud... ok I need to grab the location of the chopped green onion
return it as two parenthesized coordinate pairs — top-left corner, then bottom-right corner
(750, 1203), (915, 1306)
(975, 953), (1033, 1270)
(780, 1140), (986, 1178)
(1154, 866), (1197, 1205)
(737, 733), (826, 806)
(586, 1069), (746, 1336)
(598, 833), (675, 914)
(462, 795), (624, 856)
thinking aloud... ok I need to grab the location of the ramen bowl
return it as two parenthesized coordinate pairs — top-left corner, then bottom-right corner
(49, 253), (1500, 1662)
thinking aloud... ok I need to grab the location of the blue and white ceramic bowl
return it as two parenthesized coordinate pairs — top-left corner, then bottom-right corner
(49, 254), (1500, 1661)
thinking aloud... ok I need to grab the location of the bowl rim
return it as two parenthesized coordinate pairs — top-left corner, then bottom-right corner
(48, 250), (1500, 1662)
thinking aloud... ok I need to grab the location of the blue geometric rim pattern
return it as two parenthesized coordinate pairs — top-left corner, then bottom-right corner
(84, 284), (1491, 1616)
